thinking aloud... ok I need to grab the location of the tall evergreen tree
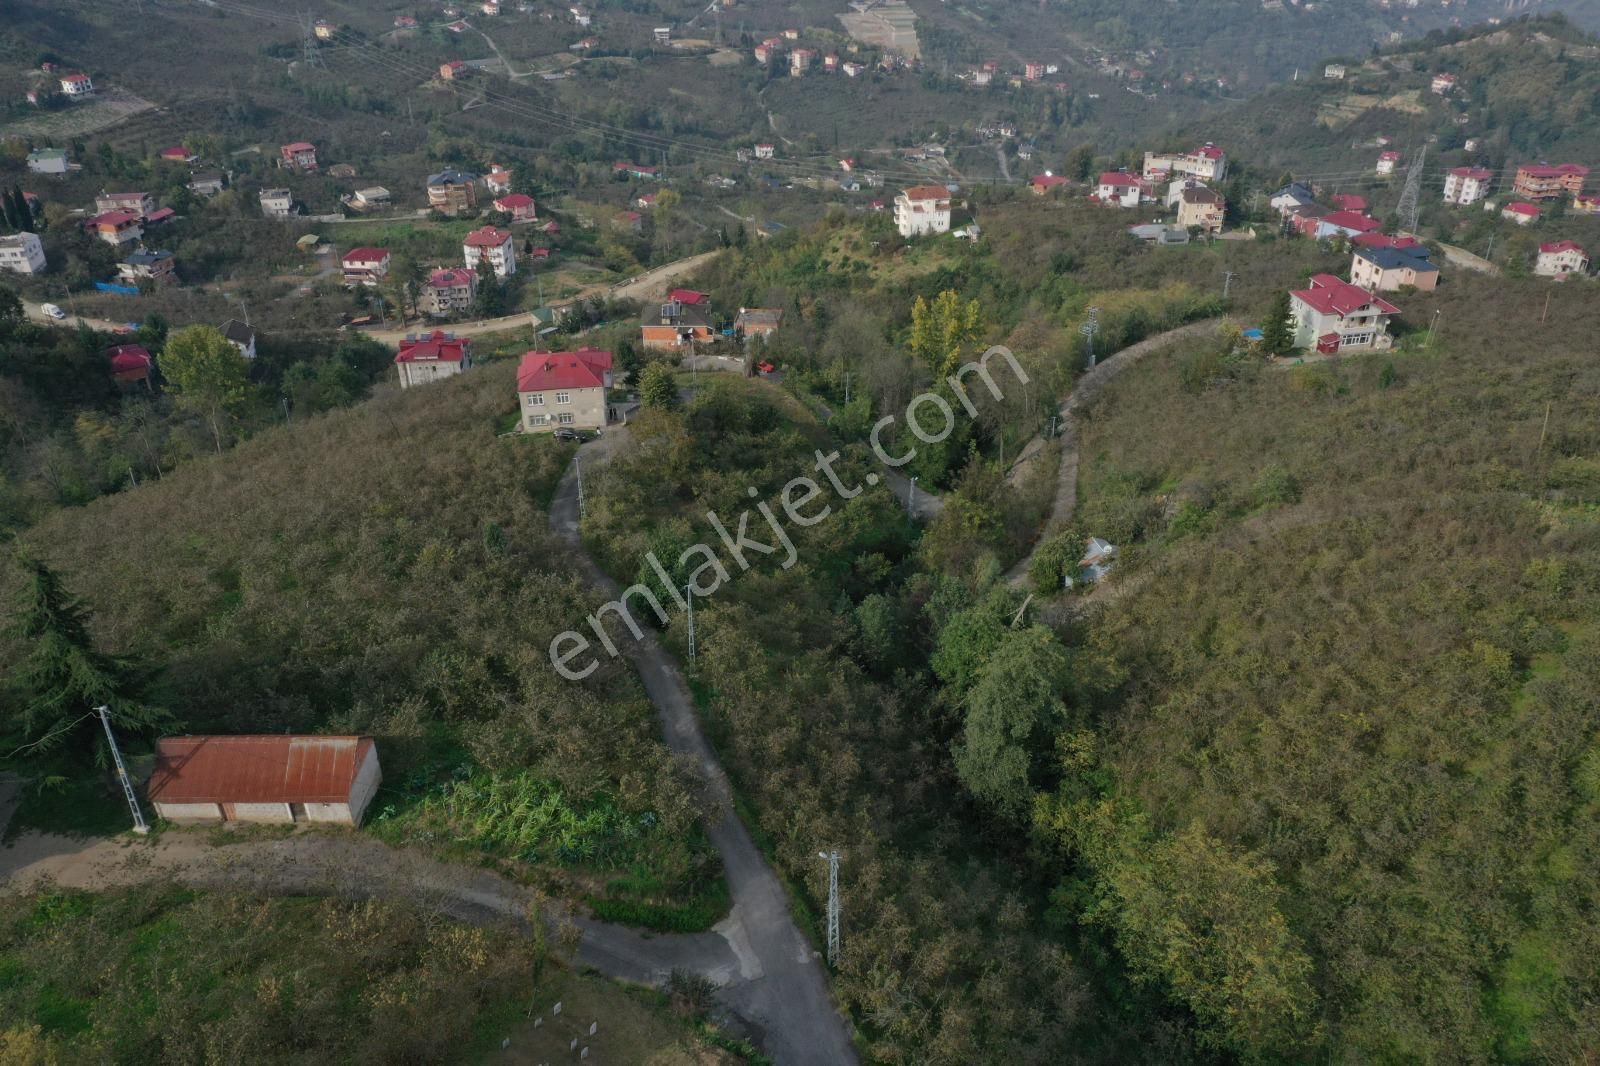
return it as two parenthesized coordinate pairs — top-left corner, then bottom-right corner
(5, 556), (174, 763)
(1258, 289), (1296, 356)
(12, 185), (29, 228)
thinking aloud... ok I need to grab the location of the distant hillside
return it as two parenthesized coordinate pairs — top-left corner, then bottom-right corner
(1194, 17), (1600, 175)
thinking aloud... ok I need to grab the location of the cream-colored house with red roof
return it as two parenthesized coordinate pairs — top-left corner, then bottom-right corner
(463, 225), (516, 277)
(894, 185), (952, 237)
(1288, 274), (1400, 353)
(395, 331), (472, 388)
(517, 348), (613, 432)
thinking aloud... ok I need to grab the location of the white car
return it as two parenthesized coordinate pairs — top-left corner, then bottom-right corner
(41, 303), (66, 320)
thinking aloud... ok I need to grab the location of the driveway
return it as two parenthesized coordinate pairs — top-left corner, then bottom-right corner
(550, 433), (860, 1066)
(1004, 318), (1223, 587)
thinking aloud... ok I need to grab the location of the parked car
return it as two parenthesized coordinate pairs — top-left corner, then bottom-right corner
(756, 360), (776, 374)
(553, 429), (586, 443)
(41, 303), (66, 320)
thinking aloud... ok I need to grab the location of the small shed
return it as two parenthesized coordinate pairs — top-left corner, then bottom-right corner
(146, 735), (382, 826)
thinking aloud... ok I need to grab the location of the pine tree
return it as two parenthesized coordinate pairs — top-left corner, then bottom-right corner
(1259, 290), (1295, 355)
(5, 556), (174, 763)
(0, 188), (19, 232)
(12, 185), (28, 229)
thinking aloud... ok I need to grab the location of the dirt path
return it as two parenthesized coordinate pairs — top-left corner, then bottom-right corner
(0, 825), (751, 989)
(363, 249), (726, 346)
(551, 432), (860, 1066)
(1004, 318), (1223, 587)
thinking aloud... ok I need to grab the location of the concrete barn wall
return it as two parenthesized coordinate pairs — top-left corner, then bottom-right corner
(153, 801), (224, 823)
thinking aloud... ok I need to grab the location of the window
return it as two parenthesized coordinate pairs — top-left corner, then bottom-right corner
(556, 413), (575, 425)
(527, 393), (544, 406)
(554, 391), (570, 404)
(528, 414), (547, 425)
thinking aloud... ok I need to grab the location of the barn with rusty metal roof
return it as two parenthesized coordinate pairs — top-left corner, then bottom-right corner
(146, 735), (381, 827)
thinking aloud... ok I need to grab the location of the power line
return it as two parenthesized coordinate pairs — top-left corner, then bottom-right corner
(3, 712), (96, 759)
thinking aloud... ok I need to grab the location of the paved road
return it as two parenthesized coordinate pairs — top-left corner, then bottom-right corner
(551, 430), (860, 1066)
(1004, 318), (1223, 587)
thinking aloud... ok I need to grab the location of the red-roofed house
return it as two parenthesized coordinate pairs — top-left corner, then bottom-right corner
(420, 267), (477, 317)
(1293, 209), (1382, 240)
(1095, 171), (1149, 208)
(1502, 201), (1541, 225)
(146, 735), (382, 826)
(395, 331), (473, 388)
(439, 60), (468, 80)
(107, 344), (153, 388)
(59, 73), (94, 98)
(341, 247), (390, 287)
(1352, 232), (1422, 251)
(517, 348), (614, 432)
(493, 192), (537, 221)
(485, 165), (514, 195)
(1331, 193), (1367, 213)
(1513, 163), (1587, 200)
(159, 146), (197, 164)
(1030, 173), (1069, 195)
(1443, 166), (1493, 205)
(85, 210), (143, 247)
(668, 289), (710, 306)
(280, 141), (318, 172)
(1535, 240), (1589, 277)
(1376, 151), (1401, 175)
(614, 161), (660, 180)
(463, 225), (516, 276)
(1430, 72), (1457, 95)
(1288, 274), (1399, 353)
(1574, 194), (1600, 215)
(895, 185), (953, 235)
(614, 209), (643, 233)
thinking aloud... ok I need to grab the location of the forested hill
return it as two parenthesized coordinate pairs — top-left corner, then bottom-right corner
(1189, 17), (1600, 173)
(1037, 270), (1600, 1059)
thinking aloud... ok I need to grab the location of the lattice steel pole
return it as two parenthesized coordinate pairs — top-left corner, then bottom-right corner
(818, 850), (840, 966)
(97, 706), (149, 835)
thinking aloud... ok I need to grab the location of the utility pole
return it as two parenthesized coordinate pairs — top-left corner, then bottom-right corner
(97, 706), (149, 835)
(908, 475), (918, 517)
(817, 850), (840, 967)
(1541, 290), (1551, 324)
(1080, 306), (1100, 369)
(1426, 309), (1441, 348)
(1222, 270), (1238, 303)
(685, 582), (696, 663)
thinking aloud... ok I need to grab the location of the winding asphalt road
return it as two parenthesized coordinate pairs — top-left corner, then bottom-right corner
(550, 430), (859, 1066)
(1004, 318), (1223, 587)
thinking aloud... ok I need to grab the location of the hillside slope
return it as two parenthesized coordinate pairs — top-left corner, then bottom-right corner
(1047, 269), (1600, 1059)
